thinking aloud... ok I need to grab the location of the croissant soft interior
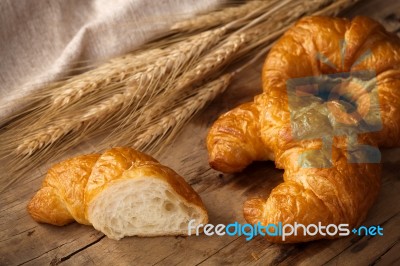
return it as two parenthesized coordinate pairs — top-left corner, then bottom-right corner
(207, 16), (400, 243)
(28, 147), (208, 240)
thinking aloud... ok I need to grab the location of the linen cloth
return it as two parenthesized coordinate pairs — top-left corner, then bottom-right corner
(0, 0), (222, 121)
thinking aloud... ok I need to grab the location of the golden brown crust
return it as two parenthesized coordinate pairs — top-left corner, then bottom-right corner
(243, 145), (381, 243)
(28, 187), (74, 226)
(28, 154), (100, 225)
(207, 16), (399, 243)
(28, 147), (207, 230)
(207, 102), (273, 173)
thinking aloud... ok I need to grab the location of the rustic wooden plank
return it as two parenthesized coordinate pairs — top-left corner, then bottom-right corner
(0, 0), (399, 265)
(323, 214), (399, 266)
(375, 241), (400, 265)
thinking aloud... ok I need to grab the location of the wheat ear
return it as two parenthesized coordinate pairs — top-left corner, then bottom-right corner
(48, 49), (163, 109)
(173, 26), (274, 91)
(14, 27), (227, 156)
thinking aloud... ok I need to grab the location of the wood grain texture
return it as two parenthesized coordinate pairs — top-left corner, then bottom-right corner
(1, 0), (399, 265)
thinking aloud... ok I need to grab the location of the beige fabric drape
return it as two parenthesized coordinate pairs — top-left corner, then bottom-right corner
(0, 0), (222, 121)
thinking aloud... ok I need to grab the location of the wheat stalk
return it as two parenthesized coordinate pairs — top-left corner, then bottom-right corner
(171, 0), (276, 32)
(125, 27), (226, 96)
(234, 0), (331, 56)
(49, 49), (164, 109)
(174, 23), (280, 91)
(14, 27), (227, 156)
(2, 73), (233, 192)
(110, 27), (267, 139)
(48, 25), (226, 111)
(132, 73), (233, 153)
(104, 22), (285, 149)
(315, 0), (361, 16)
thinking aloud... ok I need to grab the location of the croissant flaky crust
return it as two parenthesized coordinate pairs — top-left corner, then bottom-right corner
(207, 16), (400, 242)
(28, 147), (208, 240)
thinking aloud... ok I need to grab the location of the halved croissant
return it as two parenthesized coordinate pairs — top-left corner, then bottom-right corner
(207, 16), (400, 243)
(28, 147), (208, 240)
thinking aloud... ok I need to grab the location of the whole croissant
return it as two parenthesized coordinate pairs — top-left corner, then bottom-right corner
(28, 147), (208, 240)
(207, 16), (400, 242)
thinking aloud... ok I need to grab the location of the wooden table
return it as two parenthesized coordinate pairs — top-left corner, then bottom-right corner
(1, 0), (399, 265)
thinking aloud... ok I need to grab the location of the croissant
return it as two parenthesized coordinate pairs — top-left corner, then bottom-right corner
(207, 16), (400, 243)
(28, 147), (208, 240)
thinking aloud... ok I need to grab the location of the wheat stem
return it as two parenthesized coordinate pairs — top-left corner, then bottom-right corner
(315, 0), (361, 16)
(173, 23), (276, 91)
(171, 1), (272, 32)
(132, 73), (233, 153)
